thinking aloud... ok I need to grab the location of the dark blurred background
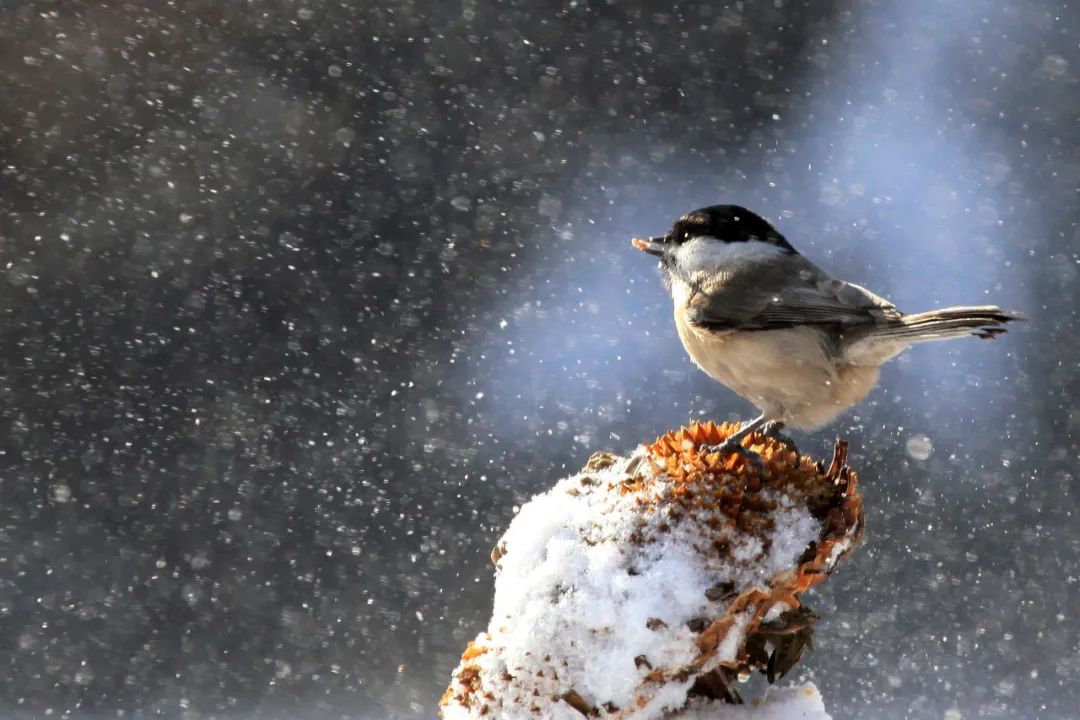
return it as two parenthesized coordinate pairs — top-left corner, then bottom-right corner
(0, 0), (1076, 718)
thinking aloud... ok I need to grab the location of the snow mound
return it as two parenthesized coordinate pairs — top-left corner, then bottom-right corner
(441, 423), (862, 719)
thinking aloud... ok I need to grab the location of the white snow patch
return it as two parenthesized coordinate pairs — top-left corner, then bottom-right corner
(677, 682), (831, 719)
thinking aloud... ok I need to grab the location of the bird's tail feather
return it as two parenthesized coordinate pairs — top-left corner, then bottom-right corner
(845, 305), (1024, 365)
(887, 305), (1024, 342)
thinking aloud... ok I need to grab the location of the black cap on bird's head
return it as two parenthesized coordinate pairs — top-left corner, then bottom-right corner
(631, 205), (796, 256)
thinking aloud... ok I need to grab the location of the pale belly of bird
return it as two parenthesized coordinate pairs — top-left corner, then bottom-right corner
(674, 314), (880, 431)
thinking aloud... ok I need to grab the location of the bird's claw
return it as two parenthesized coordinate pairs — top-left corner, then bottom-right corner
(699, 438), (766, 476)
(761, 421), (800, 465)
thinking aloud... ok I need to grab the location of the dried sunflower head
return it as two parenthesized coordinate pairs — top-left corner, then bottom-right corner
(441, 423), (863, 719)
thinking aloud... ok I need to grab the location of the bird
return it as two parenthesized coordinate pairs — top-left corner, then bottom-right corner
(631, 204), (1022, 465)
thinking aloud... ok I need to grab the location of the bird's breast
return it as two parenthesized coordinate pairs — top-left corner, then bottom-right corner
(672, 305), (879, 430)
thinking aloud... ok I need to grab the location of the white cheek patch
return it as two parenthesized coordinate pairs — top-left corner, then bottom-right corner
(674, 236), (785, 274)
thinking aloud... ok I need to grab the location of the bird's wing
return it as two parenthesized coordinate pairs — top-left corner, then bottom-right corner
(685, 255), (901, 331)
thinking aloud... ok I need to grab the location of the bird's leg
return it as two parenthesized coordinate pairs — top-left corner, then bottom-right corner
(699, 414), (768, 475)
(761, 420), (800, 465)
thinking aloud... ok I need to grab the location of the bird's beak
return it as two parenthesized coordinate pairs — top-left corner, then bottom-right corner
(631, 235), (668, 257)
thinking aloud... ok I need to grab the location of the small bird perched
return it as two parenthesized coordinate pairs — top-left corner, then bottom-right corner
(632, 204), (1022, 463)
